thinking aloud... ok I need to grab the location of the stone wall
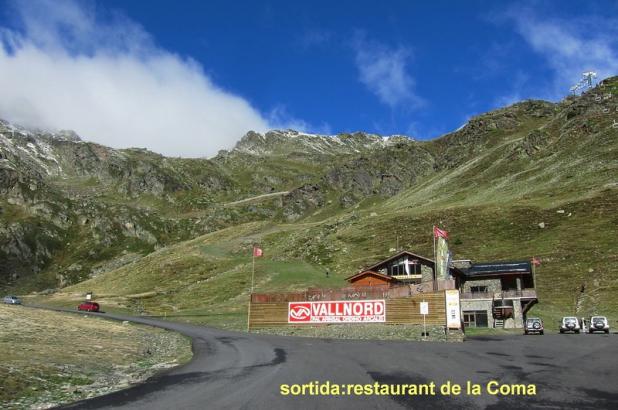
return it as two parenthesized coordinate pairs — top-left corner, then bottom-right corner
(461, 278), (501, 294)
(461, 298), (525, 328)
(421, 264), (434, 283)
(461, 299), (493, 327)
(504, 301), (524, 329)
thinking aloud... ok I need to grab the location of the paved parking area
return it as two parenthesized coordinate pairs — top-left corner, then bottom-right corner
(59, 311), (618, 409)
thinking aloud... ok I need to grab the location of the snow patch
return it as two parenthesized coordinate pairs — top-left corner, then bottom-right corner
(455, 122), (468, 132)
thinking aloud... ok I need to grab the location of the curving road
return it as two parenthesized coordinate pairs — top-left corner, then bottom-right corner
(45, 310), (618, 409)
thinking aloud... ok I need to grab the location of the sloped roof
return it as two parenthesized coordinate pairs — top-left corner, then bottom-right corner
(364, 251), (435, 271)
(364, 250), (464, 276)
(345, 270), (397, 282)
(461, 261), (532, 277)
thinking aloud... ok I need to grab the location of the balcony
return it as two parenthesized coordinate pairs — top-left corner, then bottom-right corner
(460, 288), (537, 300)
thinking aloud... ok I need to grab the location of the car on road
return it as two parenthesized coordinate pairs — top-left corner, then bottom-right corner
(560, 316), (581, 334)
(524, 317), (544, 335)
(77, 301), (100, 312)
(588, 316), (610, 334)
(3, 295), (21, 305)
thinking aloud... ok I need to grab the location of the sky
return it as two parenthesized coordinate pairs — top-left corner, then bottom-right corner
(0, 0), (617, 157)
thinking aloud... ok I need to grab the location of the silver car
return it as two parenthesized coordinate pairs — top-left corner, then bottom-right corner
(3, 295), (21, 305)
(560, 317), (581, 334)
(588, 316), (610, 334)
(524, 317), (544, 335)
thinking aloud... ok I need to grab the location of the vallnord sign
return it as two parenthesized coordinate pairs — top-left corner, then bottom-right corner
(288, 300), (386, 323)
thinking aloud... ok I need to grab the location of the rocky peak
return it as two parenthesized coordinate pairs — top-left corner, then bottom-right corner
(0, 119), (83, 143)
(226, 129), (415, 157)
(55, 130), (82, 142)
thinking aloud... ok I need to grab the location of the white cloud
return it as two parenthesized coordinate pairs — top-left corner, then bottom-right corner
(506, 8), (618, 98)
(353, 35), (424, 109)
(0, 0), (274, 157)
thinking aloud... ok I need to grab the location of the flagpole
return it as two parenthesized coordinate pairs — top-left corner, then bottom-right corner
(433, 226), (437, 291)
(247, 250), (255, 333)
(252, 251), (255, 293)
(531, 257), (537, 294)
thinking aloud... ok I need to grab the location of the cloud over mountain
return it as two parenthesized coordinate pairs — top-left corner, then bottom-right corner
(505, 7), (618, 98)
(0, 0), (272, 157)
(353, 34), (424, 110)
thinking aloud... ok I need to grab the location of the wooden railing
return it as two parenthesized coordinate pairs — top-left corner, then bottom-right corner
(460, 288), (537, 300)
(500, 289), (537, 299)
(251, 279), (457, 303)
(460, 291), (493, 300)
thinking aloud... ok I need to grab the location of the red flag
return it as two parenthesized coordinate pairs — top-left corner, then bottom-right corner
(532, 257), (541, 266)
(433, 226), (448, 239)
(253, 246), (263, 257)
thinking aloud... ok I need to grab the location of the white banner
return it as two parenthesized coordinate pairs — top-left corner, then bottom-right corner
(445, 289), (461, 329)
(288, 300), (386, 323)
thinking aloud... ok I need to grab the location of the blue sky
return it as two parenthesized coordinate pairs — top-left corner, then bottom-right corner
(0, 0), (617, 156)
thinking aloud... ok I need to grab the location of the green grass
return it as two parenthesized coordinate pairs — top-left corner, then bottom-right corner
(253, 324), (463, 342)
(463, 327), (523, 337)
(0, 305), (192, 409)
(256, 260), (337, 290)
(39, 220), (341, 329)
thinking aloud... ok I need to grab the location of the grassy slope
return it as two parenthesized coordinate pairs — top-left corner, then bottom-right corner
(42, 192), (617, 331)
(38, 79), (618, 331)
(0, 304), (192, 409)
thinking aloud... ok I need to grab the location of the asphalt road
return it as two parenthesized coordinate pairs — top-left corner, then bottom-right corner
(50, 310), (618, 410)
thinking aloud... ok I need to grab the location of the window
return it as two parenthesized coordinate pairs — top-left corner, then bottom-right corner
(463, 310), (488, 328)
(470, 285), (488, 293)
(501, 277), (517, 291)
(390, 264), (400, 276)
(389, 257), (410, 276)
(463, 312), (476, 327)
(409, 260), (422, 275)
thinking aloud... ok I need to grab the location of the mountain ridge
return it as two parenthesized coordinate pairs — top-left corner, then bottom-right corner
(1, 76), (617, 328)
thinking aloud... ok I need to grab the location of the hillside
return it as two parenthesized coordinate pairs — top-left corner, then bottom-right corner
(3, 76), (618, 329)
(0, 121), (419, 289)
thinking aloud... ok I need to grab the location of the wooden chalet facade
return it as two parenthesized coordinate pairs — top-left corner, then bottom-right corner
(346, 270), (396, 288)
(351, 251), (460, 286)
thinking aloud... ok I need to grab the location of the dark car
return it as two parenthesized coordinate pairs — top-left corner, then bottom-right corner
(77, 301), (100, 312)
(524, 317), (544, 335)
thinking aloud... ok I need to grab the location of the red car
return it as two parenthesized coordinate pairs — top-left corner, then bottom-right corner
(77, 301), (100, 312)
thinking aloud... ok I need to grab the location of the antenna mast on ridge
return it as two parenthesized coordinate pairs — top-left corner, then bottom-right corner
(570, 71), (598, 95)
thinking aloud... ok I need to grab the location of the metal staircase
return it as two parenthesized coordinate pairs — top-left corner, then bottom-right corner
(492, 292), (512, 329)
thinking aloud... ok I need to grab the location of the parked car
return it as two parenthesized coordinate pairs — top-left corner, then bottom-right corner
(77, 301), (100, 312)
(588, 316), (610, 334)
(3, 295), (21, 305)
(560, 316), (581, 334)
(524, 317), (544, 335)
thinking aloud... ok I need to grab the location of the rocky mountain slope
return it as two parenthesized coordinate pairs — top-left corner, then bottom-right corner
(2, 77), (617, 327)
(0, 120), (427, 289)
